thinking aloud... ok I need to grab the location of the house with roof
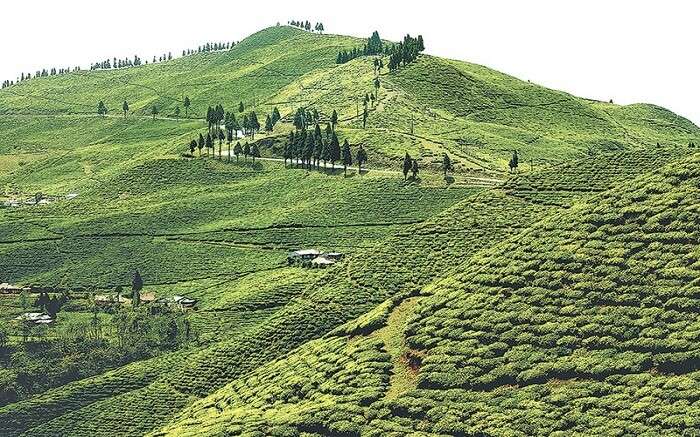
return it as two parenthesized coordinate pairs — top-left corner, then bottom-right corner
(287, 249), (321, 264)
(15, 312), (54, 325)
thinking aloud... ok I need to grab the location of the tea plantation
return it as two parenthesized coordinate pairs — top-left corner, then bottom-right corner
(1, 23), (699, 436)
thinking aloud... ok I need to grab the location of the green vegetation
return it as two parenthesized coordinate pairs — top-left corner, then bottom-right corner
(0, 23), (699, 436)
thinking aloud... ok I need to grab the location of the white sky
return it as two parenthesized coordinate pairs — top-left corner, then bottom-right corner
(2, 0), (698, 125)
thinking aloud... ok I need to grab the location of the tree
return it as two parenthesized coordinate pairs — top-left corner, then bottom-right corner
(271, 107), (281, 126)
(331, 109), (338, 131)
(374, 77), (381, 98)
(251, 143), (260, 162)
(197, 133), (205, 157)
(243, 142), (250, 161)
(509, 150), (519, 173)
(205, 133), (213, 157)
(265, 115), (273, 132)
(411, 159), (419, 180)
(362, 107), (369, 129)
(184, 96), (191, 117)
(132, 270), (143, 307)
(174, 106), (181, 118)
(442, 153), (452, 177)
(97, 100), (107, 116)
(151, 104), (159, 120)
(238, 101), (244, 113)
(218, 129), (225, 160)
(341, 139), (352, 176)
(356, 145), (368, 174)
(233, 141), (242, 161)
(329, 133), (341, 169)
(303, 133), (314, 168)
(325, 123), (333, 140)
(402, 152), (412, 181)
(284, 132), (294, 167)
(122, 101), (129, 118)
(189, 139), (197, 155)
(249, 112), (260, 139)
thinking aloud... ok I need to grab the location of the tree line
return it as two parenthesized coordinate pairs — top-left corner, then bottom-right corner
(284, 107), (367, 176)
(2, 66), (81, 89)
(336, 31), (424, 70)
(288, 20), (324, 33)
(336, 31), (392, 64)
(387, 34), (425, 71)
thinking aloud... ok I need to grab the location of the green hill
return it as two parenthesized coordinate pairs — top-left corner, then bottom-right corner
(1, 24), (699, 436)
(156, 153), (700, 436)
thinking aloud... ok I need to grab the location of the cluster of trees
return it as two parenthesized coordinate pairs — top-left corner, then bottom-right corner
(2, 66), (84, 88)
(182, 41), (234, 57)
(509, 150), (519, 173)
(402, 153), (420, 181)
(0, 271), (194, 406)
(401, 152), (451, 180)
(387, 34), (425, 71)
(288, 20), (324, 32)
(336, 31), (391, 64)
(91, 55), (144, 70)
(335, 31), (424, 69)
(293, 107), (325, 130)
(284, 113), (367, 175)
(186, 103), (279, 161)
(187, 130), (260, 162)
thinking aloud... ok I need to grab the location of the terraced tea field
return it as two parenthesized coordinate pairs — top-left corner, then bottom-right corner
(1, 23), (699, 437)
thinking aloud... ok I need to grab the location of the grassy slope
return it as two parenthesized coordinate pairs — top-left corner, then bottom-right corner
(157, 152), (700, 436)
(1, 26), (697, 175)
(1, 24), (699, 436)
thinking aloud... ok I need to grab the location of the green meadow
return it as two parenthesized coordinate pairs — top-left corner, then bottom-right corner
(1, 24), (699, 436)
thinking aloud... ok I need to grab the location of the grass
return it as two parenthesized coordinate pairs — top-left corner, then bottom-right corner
(0, 23), (699, 437)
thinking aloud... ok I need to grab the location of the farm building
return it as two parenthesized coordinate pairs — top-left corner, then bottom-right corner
(287, 249), (321, 264)
(311, 256), (336, 268)
(0, 283), (31, 293)
(15, 313), (54, 325)
(322, 252), (345, 261)
(173, 295), (197, 309)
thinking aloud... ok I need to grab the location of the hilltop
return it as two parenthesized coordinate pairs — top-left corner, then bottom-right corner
(0, 24), (699, 436)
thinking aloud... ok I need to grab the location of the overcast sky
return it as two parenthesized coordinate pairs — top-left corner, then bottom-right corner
(2, 0), (698, 125)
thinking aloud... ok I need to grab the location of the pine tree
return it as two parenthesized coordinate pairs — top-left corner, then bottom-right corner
(151, 104), (158, 120)
(331, 109), (338, 131)
(509, 150), (519, 173)
(243, 142), (251, 161)
(238, 101), (244, 113)
(356, 145), (368, 174)
(271, 107), (281, 125)
(342, 139), (352, 176)
(205, 133), (213, 157)
(330, 133), (341, 169)
(122, 101), (129, 118)
(265, 115), (273, 132)
(411, 159), (419, 180)
(189, 139), (197, 155)
(285, 131), (295, 166)
(251, 144), (260, 162)
(218, 129), (225, 159)
(132, 270), (143, 307)
(198, 133), (205, 157)
(184, 96), (191, 117)
(233, 141), (242, 161)
(97, 100), (107, 116)
(403, 153), (412, 181)
(175, 106), (181, 118)
(443, 153), (452, 177)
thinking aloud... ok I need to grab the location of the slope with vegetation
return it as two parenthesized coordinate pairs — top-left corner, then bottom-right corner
(0, 23), (699, 437)
(157, 153), (700, 436)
